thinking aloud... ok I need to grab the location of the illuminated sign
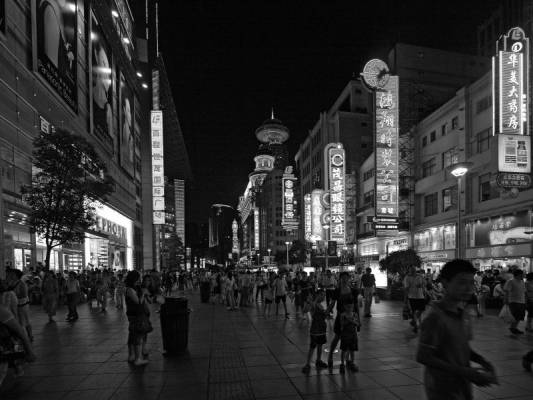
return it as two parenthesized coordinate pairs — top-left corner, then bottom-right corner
(281, 166), (299, 230)
(375, 74), (399, 220)
(151, 110), (165, 224)
(232, 220), (239, 254)
(254, 207), (260, 250)
(304, 194), (312, 242)
(328, 145), (345, 244)
(493, 27), (529, 136)
(310, 189), (325, 243)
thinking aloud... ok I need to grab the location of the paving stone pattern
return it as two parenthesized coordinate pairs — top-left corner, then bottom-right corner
(1, 291), (532, 399)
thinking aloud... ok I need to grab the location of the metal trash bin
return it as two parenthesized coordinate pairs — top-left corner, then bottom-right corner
(200, 281), (210, 303)
(160, 297), (190, 355)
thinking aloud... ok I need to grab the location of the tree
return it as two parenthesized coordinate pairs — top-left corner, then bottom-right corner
(379, 248), (421, 278)
(22, 128), (114, 270)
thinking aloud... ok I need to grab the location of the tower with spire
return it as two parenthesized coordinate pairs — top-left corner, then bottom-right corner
(254, 109), (290, 169)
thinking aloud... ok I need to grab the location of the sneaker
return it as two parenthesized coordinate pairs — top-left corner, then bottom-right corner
(133, 359), (149, 366)
(339, 364), (345, 374)
(302, 364), (311, 374)
(315, 360), (328, 369)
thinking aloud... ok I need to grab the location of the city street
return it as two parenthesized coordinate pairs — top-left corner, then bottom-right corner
(1, 292), (532, 400)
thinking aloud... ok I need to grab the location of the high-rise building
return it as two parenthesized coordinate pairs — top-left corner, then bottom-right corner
(208, 204), (237, 265)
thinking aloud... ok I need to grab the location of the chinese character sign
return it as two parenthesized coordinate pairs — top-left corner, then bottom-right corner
(151, 111), (165, 224)
(494, 27), (529, 136)
(375, 76), (399, 219)
(304, 194), (312, 242)
(281, 167), (299, 230)
(310, 189), (325, 243)
(328, 147), (345, 244)
(232, 220), (239, 254)
(254, 208), (260, 250)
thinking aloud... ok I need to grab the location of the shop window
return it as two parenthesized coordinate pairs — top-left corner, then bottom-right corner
(422, 158), (436, 178)
(442, 186), (457, 212)
(476, 128), (491, 153)
(424, 192), (438, 217)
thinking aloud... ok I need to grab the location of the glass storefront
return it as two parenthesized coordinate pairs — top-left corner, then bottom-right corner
(414, 224), (456, 252)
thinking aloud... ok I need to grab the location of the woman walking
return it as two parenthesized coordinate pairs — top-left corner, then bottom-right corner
(125, 271), (152, 366)
(7, 269), (33, 341)
(41, 270), (58, 322)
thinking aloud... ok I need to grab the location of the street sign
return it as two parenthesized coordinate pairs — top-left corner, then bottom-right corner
(496, 172), (531, 188)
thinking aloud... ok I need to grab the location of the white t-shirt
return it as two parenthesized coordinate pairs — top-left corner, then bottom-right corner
(403, 274), (425, 299)
(504, 278), (526, 304)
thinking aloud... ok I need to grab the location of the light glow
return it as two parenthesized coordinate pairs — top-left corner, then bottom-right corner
(112, 10), (119, 18)
(451, 166), (468, 177)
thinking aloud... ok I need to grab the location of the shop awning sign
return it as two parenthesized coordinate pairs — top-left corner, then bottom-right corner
(496, 172), (531, 188)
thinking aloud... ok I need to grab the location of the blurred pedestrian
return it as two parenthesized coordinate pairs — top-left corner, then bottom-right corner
(504, 269), (526, 335)
(301, 289), (328, 374)
(41, 270), (58, 323)
(65, 271), (80, 322)
(416, 259), (498, 400)
(6, 269), (33, 341)
(360, 268), (376, 318)
(125, 270), (151, 366)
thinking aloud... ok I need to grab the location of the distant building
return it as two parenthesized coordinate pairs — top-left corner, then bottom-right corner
(208, 204), (237, 265)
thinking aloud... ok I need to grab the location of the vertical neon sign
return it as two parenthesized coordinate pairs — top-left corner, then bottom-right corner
(328, 146), (345, 244)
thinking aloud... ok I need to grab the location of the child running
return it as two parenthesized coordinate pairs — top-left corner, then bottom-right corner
(417, 259), (498, 400)
(339, 300), (360, 374)
(302, 289), (328, 373)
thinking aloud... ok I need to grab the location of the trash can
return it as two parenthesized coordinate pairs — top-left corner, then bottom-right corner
(160, 297), (190, 355)
(200, 281), (210, 303)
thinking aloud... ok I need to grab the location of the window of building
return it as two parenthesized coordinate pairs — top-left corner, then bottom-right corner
(422, 158), (436, 178)
(422, 136), (427, 147)
(363, 169), (374, 181)
(430, 130), (436, 142)
(451, 116), (459, 130)
(476, 128), (491, 153)
(424, 193), (438, 217)
(479, 173), (498, 202)
(442, 148), (458, 169)
(476, 95), (492, 114)
(363, 190), (374, 205)
(441, 123), (447, 136)
(442, 186), (457, 212)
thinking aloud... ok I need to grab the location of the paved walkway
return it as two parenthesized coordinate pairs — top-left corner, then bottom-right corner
(1, 291), (532, 400)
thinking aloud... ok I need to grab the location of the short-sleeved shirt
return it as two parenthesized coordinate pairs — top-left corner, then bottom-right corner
(333, 287), (359, 313)
(361, 274), (375, 288)
(504, 278), (525, 304)
(274, 278), (287, 296)
(418, 301), (473, 400)
(404, 274), (426, 299)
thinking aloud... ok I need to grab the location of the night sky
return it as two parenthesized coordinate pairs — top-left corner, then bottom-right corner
(158, 0), (498, 225)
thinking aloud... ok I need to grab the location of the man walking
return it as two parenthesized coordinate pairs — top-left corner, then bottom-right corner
(360, 268), (376, 318)
(504, 269), (526, 334)
(404, 266), (426, 333)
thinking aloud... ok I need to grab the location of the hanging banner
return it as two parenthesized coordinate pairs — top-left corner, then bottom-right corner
(35, 0), (78, 111)
(310, 189), (325, 243)
(254, 208), (260, 250)
(91, 12), (114, 144)
(375, 75), (399, 220)
(119, 72), (135, 176)
(304, 194), (312, 242)
(328, 145), (346, 244)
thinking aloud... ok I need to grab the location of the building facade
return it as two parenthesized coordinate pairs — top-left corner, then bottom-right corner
(0, 0), (150, 274)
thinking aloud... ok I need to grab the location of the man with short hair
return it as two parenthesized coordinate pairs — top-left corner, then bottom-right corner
(404, 266), (426, 333)
(360, 268), (376, 318)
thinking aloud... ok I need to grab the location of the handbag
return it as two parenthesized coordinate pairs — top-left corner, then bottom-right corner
(129, 313), (153, 334)
(498, 304), (515, 324)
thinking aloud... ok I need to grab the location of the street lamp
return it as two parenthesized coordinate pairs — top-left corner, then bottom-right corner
(322, 224), (330, 271)
(450, 162), (472, 259)
(285, 241), (290, 268)
(267, 248), (271, 264)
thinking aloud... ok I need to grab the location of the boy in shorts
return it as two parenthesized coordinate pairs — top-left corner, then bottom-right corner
(302, 289), (328, 373)
(417, 259), (498, 400)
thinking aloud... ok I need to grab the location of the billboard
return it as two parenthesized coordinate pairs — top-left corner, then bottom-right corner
(467, 210), (532, 247)
(119, 72), (135, 176)
(328, 145), (345, 244)
(90, 12), (114, 143)
(151, 110), (164, 225)
(254, 207), (260, 250)
(35, 0), (78, 111)
(498, 134), (530, 173)
(304, 194), (312, 242)
(375, 75), (399, 219)
(281, 166), (298, 230)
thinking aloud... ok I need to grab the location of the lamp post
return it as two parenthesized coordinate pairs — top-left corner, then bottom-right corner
(450, 163), (471, 259)
(322, 224), (329, 271)
(285, 241), (290, 268)
(267, 248), (271, 264)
